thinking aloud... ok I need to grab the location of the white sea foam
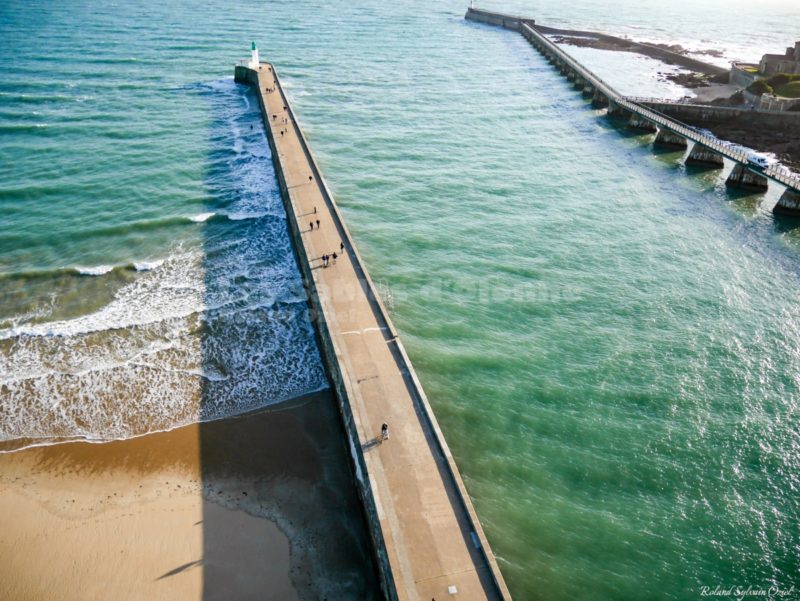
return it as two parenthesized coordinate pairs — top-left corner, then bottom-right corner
(0, 237), (326, 444)
(225, 210), (277, 221)
(0, 79), (326, 446)
(190, 211), (215, 222)
(75, 264), (114, 276)
(133, 259), (165, 271)
(2, 250), (203, 340)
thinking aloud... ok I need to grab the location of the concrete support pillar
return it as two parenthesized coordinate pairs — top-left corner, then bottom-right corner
(582, 83), (594, 96)
(685, 143), (724, 168)
(773, 188), (800, 216)
(654, 128), (688, 149)
(725, 163), (769, 192)
(628, 114), (657, 132)
(592, 89), (609, 107)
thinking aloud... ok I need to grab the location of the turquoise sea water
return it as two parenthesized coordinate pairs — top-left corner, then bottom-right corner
(1, 0), (800, 599)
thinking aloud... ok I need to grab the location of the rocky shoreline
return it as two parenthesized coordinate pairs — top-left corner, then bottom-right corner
(549, 33), (800, 172)
(548, 34), (727, 75)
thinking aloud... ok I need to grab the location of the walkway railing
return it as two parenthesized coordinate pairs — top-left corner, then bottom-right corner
(520, 24), (619, 99)
(616, 98), (749, 160)
(624, 96), (722, 107)
(516, 23), (800, 191)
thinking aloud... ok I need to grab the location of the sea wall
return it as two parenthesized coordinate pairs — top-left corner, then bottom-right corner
(234, 63), (511, 601)
(534, 24), (726, 76)
(639, 100), (800, 131)
(465, 7), (526, 31)
(741, 90), (800, 112)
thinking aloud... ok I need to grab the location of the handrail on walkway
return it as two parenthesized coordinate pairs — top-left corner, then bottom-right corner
(516, 21), (800, 190)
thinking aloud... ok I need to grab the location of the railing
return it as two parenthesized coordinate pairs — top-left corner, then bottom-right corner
(476, 9), (800, 192)
(618, 99), (800, 187)
(520, 24), (620, 99)
(765, 165), (800, 188)
(616, 97), (749, 161)
(624, 95), (714, 106)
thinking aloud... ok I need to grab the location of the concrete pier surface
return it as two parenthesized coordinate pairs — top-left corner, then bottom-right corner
(235, 62), (511, 601)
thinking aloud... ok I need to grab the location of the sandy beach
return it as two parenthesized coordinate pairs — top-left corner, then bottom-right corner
(0, 390), (378, 601)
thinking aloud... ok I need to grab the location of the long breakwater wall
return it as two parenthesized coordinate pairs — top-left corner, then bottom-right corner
(534, 24), (727, 76)
(465, 8), (725, 76)
(636, 100), (800, 131)
(465, 7), (800, 214)
(235, 62), (511, 601)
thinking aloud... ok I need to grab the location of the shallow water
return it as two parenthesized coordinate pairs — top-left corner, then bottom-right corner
(2, 0), (800, 598)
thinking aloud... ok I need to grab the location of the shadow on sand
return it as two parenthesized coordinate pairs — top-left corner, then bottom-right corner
(190, 80), (380, 600)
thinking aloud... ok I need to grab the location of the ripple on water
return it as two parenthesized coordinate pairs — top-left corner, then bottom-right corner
(1, 0), (800, 598)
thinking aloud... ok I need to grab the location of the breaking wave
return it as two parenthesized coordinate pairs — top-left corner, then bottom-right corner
(0, 79), (327, 449)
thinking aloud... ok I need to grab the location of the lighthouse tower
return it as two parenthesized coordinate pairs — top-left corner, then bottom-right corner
(250, 41), (260, 69)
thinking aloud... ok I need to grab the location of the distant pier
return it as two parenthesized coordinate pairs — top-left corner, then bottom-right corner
(465, 7), (800, 215)
(234, 61), (511, 601)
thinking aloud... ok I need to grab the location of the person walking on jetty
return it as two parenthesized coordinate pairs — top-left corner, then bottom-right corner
(309, 221), (313, 231)
(322, 254), (329, 268)
(381, 423), (389, 441)
(332, 252), (337, 264)
(315, 219), (320, 229)
(340, 242), (344, 253)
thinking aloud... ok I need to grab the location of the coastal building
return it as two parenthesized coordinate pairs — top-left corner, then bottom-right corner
(759, 41), (800, 75)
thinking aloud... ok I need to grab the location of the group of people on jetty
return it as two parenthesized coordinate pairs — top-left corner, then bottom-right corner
(319, 241), (345, 268)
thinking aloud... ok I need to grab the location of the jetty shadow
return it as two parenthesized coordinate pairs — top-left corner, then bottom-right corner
(609, 125), (654, 140)
(683, 162), (724, 175)
(772, 210), (800, 233)
(192, 79), (380, 600)
(724, 189), (766, 218)
(650, 145), (688, 159)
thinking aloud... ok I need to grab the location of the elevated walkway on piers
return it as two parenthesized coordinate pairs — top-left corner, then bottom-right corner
(465, 6), (800, 214)
(234, 62), (511, 601)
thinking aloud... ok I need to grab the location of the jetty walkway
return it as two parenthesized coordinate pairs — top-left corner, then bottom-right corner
(234, 62), (511, 601)
(465, 7), (800, 215)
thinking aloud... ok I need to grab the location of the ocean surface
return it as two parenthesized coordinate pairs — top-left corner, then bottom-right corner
(2, 0), (799, 598)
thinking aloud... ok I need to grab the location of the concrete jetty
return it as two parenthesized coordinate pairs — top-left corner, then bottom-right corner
(465, 6), (800, 215)
(234, 60), (511, 601)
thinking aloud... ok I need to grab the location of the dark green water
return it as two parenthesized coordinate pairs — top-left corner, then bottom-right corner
(1, 0), (799, 598)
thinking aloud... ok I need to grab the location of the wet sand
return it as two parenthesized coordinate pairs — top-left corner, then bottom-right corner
(0, 390), (379, 601)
